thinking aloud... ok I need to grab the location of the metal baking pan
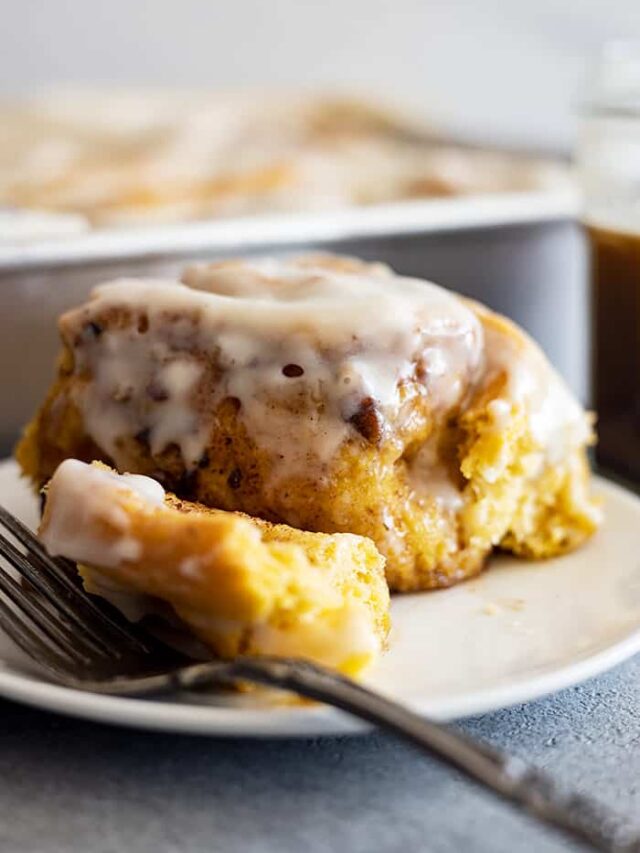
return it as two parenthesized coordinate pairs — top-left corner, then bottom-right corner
(0, 188), (586, 455)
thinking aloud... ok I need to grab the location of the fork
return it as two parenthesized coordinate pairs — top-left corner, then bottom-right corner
(0, 505), (636, 853)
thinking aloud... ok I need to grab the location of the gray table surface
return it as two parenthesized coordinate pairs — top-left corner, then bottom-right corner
(3, 655), (640, 853)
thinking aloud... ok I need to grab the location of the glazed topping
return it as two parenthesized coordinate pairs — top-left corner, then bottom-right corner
(59, 256), (484, 476)
(480, 315), (592, 468)
(40, 459), (166, 567)
(56, 255), (591, 498)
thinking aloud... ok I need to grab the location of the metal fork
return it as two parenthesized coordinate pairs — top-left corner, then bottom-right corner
(0, 505), (636, 853)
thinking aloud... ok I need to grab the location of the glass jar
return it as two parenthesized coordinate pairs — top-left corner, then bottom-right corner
(577, 40), (640, 481)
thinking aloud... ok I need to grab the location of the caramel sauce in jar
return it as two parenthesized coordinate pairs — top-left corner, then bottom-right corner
(589, 224), (640, 478)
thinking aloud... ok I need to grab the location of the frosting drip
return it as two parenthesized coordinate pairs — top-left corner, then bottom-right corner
(55, 255), (591, 507)
(40, 459), (166, 567)
(60, 256), (484, 479)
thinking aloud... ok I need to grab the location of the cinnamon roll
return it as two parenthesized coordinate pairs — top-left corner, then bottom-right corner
(18, 254), (600, 591)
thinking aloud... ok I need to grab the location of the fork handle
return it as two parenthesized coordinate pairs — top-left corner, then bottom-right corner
(77, 656), (634, 851)
(166, 656), (635, 853)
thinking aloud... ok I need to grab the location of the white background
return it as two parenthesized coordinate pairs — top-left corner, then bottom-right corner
(2, 0), (640, 151)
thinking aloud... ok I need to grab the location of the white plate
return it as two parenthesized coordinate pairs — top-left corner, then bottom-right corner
(0, 459), (638, 737)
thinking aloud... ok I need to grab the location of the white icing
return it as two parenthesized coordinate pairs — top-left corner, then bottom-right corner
(483, 319), (591, 467)
(114, 537), (143, 562)
(40, 459), (165, 567)
(407, 440), (464, 512)
(71, 327), (208, 470)
(530, 374), (591, 463)
(179, 556), (203, 579)
(487, 398), (511, 426)
(61, 257), (484, 480)
(56, 256), (590, 507)
(148, 360), (206, 463)
(119, 472), (166, 505)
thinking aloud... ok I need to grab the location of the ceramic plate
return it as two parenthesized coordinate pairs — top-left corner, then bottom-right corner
(0, 459), (637, 737)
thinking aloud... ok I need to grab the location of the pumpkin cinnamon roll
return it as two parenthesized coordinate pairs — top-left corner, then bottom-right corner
(18, 254), (600, 591)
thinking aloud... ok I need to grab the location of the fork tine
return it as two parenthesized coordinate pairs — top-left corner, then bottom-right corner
(0, 505), (151, 655)
(0, 566), (92, 667)
(0, 593), (72, 677)
(0, 534), (119, 658)
(0, 505), (189, 684)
